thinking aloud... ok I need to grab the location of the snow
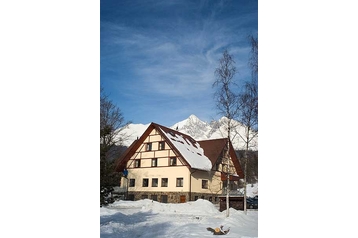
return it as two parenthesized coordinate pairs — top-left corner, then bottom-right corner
(100, 199), (258, 237)
(160, 128), (212, 171)
(119, 115), (258, 150)
(118, 123), (151, 146)
(241, 183), (258, 197)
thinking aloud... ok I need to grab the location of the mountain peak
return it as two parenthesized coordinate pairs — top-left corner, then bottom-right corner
(188, 114), (199, 119)
(188, 114), (201, 122)
(121, 115), (258, 150)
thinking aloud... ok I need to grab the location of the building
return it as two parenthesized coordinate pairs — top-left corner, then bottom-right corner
(114, 122), (244, 204)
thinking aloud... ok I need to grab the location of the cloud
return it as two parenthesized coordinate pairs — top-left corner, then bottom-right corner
(101, 0), (257, 124)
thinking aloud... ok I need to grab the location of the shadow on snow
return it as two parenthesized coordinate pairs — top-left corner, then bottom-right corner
(100, 210), (172, 238)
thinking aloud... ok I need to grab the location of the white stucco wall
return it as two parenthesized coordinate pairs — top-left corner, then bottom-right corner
(119, 127), (232, 196)
(123, 166), (191, 192)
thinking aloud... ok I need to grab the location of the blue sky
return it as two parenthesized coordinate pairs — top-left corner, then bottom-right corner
(101, 0), (257, 126)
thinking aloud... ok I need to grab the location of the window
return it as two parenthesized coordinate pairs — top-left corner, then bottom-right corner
(161, 178), (168, 187)
(129, 179), (135, 187)
(176, 178), (183, 187)
(141, 194), (148, 199)
(170, 157), (177, 166)
(159, 141), (165, 150)
(202, 180), (208, 189)
(151, 195), (158, 201)
(161, 195), (168, 203)
(134, 159), (141, 168)
(152, 178), (158, 187)
(151, 158), (158, 167)
(146, 143), (152, 151)
(142, 178), (149, 187)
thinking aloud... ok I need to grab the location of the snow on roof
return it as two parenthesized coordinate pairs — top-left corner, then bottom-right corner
(160, 128), (212, 171)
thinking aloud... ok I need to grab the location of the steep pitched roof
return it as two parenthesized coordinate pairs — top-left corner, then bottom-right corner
(198, 138), (244, 178)
(114, 122), (244, 177)
(115, 122), (212, 172)
(157, 124), (212, 171)
(197, 138), (227, 165)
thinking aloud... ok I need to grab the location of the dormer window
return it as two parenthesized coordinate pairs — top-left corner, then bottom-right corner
(146, 143), (152, 151)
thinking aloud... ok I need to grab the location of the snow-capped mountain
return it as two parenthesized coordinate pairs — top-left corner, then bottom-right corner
(119, 114), (258, 150)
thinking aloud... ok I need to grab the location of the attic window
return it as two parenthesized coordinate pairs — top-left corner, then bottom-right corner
(146, 143), (152, 151)
(151, 158), (158, 167)
(134, 159), (141, 168)
(170, 157), (177, 166)
(159, 141), (165, 150)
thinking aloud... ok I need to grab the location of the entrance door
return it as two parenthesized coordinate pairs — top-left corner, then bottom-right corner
(180, 195), (186, 203)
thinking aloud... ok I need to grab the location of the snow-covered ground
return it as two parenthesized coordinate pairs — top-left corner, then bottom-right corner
(100, 199), (258, 237)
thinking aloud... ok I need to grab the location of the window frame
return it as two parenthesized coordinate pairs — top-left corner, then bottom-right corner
(129, 179), (135, 187)
(151, 158), (158, 167)
(161, 178), (168, 187)
(134, 159), (141, 168)
(176, 177), (183, 187)
(170, 157), (177, 166)
(161, 195), (168, 203)
(142, 178), (149, 187)
(146, 143), (152, 151)
(152, 178), (158, 187)
(202, 179), (208, 189)
(159, 141), (165, 150)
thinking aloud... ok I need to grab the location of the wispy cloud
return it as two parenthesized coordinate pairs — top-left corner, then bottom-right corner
(101, 0), (257, 124)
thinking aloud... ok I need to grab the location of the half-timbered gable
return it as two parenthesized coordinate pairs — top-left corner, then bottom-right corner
(115, 122), (244, 203)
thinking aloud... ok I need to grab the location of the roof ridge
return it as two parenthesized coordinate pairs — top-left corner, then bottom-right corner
(151, 122), (197, 141)
(197, 138), (228, 142)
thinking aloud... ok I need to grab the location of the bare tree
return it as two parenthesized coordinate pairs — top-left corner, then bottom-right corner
(100, 88), (131, 206)
(213, 49), (239, 217)
(100, 89), (130, 152)
(237, 36), (258, 214)
(249, 35), (258, 78)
